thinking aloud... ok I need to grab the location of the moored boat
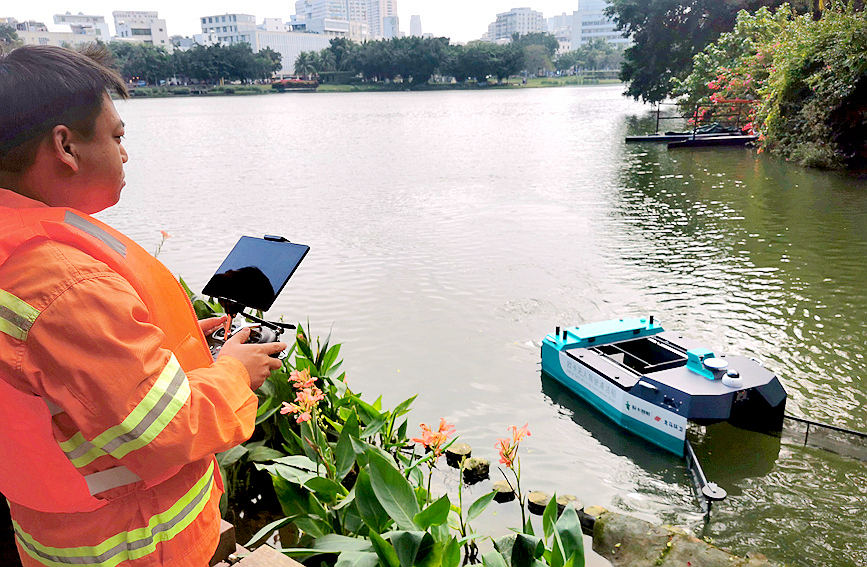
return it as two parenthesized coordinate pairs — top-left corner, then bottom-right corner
(540, 317), (787, 456)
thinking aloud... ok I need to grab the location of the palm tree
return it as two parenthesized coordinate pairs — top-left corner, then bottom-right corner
(294, 51), (316, 79)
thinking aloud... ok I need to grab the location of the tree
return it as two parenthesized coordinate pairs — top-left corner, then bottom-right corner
(108, 42), (173, 85)
(0, 24), (22, 54)
(605, 0), (810, 102)
(294, 51), (317, 78)
(522, 44), (552, 76)
(511, 32), (560, 58)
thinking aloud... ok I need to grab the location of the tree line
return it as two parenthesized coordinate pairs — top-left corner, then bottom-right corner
(295, 34), (625, 85)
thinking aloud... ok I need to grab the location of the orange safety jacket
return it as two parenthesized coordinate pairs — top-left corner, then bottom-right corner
(0, 189), (258, 566)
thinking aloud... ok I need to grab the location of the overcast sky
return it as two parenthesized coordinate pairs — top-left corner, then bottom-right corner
(9, 1), (581, 43)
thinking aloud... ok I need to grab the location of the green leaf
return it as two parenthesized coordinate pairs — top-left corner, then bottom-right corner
(271, 475), (312, 518)
(312, 534), (374, 553)
(336, 551), (379, 567)
(257, 462), (316, 486)
(294, 516), (329, 539)
(336, 426), (357, 481)
(354, 468), (392, 533)
(555, 506), (584, 567)
(369, 531), (401, 567)
(482, 551), (509, 567)
(304, 476), (348, 503)
(367, 449), (421, 530)
(255, 403), (280, 425)
(442, 537), (461, 567)
(271, 455), (319, 470)
(524, 516), (535, 536)
(243, 516), (294, 548)
(494, 534), (544, 567)
(542, 492), (559, 541)
(389, 530), (428, 567)
(320, 343), (342, 374)
(390, 394), (418, 419)
(216, 445), (247, 467)
(247, 445), (285, 462)
(414, 494), (451, 530)
(467, 490), (497, 523)
(549, 528), (566, 567)
(361, 415), (389, 439)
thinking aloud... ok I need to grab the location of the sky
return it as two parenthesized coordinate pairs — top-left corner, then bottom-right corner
(7, 1), (581, 43)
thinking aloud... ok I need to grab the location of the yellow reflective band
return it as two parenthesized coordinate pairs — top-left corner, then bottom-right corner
(0, 289), (39, 341)
(58, 354), (191, 468)
(13, 461), (215, 566)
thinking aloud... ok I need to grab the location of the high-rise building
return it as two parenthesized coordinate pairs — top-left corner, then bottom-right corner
(571, 0), (630, 46)
(546, 12), (573, 52)
(7, 16), (104, 48)
(485, 7), (544, 42)
(366, 0), (397, 39)
(382, 15), (400, 39)
(291, 0), (369, 41)
(113, 11), (170, 49)
(54, 12), (111, 43)
(198, 14), (331, 74)
(409, 15), (422, 37)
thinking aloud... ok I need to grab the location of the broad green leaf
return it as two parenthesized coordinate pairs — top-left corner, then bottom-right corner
(389, 530), (427, 567)
(413, 494), (451, 530)
(256, 462), (315, 486)
(442, 537), (461, 567)
(294, 516), (329, 539)
(555, 505), (585, 567)
(243, 516), (294, 548)
(304, 476), (347, 503)
(247, 445), (285, 462)
(390, 394), (418, 419)
(482, 551), (509, 567)
(271, 475), (312, 518)
(542, 492), (559, 541)
(467, 490), (497, 523)
(320, 343), (341, 374)
(354, 468), (392, 533)
(336, 424), (357, 481)
(312, 534), (373, 553)
(524, 516), (535, 536)
(216, 445), (247, 467)
(369, 531), (400, 567)
(367, 449), (421, 530)
(549, 528), (566, 567)
(361, 415), (389, 439)
(255, 403), (280, 425)
(336, 551), (379, 567)
(271, 455), (319, 470)
(495, 533), (544, 567)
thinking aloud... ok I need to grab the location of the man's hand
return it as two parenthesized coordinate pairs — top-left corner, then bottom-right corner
(218, 327), (286, 390)
(198, 315), (229, 337)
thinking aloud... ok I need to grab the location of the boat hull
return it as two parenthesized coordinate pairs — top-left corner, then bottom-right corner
(542, 343), (687, 455)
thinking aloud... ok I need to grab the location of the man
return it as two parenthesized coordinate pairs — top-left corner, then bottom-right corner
(0, 45), (286, 565)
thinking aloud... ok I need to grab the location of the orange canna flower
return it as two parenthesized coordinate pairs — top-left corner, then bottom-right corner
(412, 418), (456, 458)
(496, 423), (530, 469)
(159, 230), (171, 239)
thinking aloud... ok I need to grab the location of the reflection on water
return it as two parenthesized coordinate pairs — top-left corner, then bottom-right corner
(101, 87), (866, 566)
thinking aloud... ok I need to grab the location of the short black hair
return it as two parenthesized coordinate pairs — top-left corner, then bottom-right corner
(0, 44), (128, 172)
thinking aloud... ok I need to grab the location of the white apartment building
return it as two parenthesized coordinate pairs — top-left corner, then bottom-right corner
(409, 15), (422, 37)
(5, 16), (102, 48)
(54, 12), (110, 43)
(571, 0), (630, 46)
(485, 7), (544, 42)
(112, 11), (170, 49)
(382, 15), (399, 39)
(198, 14), (330, 75)
(367, 0), (397, 39)
(291, 0), (369, 41)
(200, 13), (257, 45)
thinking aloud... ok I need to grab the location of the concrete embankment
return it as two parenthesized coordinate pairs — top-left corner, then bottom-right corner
(587, 507), (781, 567)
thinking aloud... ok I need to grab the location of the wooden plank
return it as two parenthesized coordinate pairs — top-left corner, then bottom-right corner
(235, 545), (305, 566)
(208, 520), (237, 566)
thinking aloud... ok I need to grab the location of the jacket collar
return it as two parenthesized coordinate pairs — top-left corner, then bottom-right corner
(0, 188), (49, 209)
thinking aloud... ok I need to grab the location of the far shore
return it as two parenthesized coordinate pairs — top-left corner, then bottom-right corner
(126, 76), (622, 98)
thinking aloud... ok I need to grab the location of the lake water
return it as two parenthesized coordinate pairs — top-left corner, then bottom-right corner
(102, 86), (867, 567)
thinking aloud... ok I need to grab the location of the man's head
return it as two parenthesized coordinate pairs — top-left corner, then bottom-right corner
(0, 44), (130, 213)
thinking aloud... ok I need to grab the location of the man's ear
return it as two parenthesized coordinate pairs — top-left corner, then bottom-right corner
(49, 125), (80, 173)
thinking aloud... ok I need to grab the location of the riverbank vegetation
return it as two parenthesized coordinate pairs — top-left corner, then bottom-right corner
(676, 3), (866, 169)
(183, 284), (586, 566)
(296, 35), (622, 86)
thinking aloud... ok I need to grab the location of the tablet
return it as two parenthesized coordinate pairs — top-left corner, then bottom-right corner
(202, 235), (309, 312)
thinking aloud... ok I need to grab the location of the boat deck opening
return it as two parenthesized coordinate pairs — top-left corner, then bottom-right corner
(591, 337), (687, 375)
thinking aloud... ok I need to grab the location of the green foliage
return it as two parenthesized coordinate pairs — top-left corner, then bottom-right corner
(107, 41), (281, 85)
(677, 2), (867, 169)
(511, 32), (560, 59)
(180, 290), (584, 565)
(0, 24), (22, 54)
(605, 0), (808, 102)
(554, 40), (625, 73)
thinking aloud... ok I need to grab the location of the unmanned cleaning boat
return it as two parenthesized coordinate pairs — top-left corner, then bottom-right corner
(540, 317), (787, 457)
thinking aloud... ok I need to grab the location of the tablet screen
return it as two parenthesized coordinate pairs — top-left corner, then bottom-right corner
(202, 236), (309, 312)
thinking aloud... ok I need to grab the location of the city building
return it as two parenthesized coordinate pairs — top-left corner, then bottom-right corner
(199, 14), (330, 75)
(546, 12), (573, 52)
(5, 16), (103, 48)
(485, 7), (544, 42)
(571, 0), (630, 46)
(290, 0), (369, 41)
(54, 12), (110, 43)
(112, 11), (170, 49)
(367, 0), (398, 39)
(409, 14), (422, 37)
(382, 15), (400, 39)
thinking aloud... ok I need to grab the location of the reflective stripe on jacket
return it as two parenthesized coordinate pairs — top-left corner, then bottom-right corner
(0, 189), (257, 566)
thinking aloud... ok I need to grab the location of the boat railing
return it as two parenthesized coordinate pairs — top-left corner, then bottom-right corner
(651, 100), (756, 137)
(782, 414), (867, 462)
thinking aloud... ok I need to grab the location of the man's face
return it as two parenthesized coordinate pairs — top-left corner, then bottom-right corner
(66, 93), (128, 213)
